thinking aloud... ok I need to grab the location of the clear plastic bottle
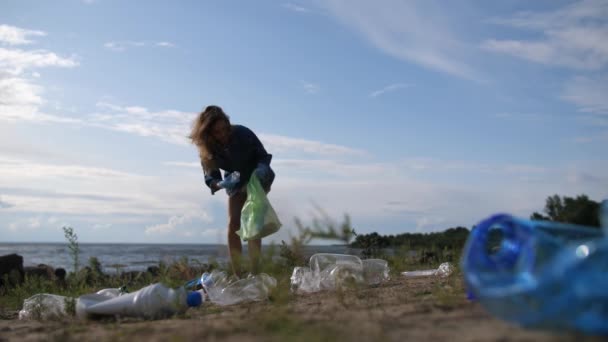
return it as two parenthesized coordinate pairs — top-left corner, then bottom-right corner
(290, 266), (319, 293)
(461, 213), (607, 334)
(84, 283), (202, 319)
(18, 294), (71, 320)
(201, 271), (276, 306)
(76, 287), (128, 320)
(361, 259), (390, 285)
(402, 262), (453, 278)
(310, 253), (365, 290)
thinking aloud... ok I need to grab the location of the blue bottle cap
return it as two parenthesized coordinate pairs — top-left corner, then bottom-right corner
(187, 291), (203, 307)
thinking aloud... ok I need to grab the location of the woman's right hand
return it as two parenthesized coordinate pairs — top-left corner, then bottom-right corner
(217, 172), (241, 190)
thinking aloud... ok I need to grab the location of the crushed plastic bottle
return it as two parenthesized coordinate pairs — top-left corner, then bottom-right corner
(462, 213), (608, 335)
(291, 254), (390, 293)
(19, 294), (73, 320)
(402, 262), (454, 278)
(362, 259), (390, 285)
(83, 283), (202, 319)
(201, 271), (277, 306)
(76, 287), (128, 320)
(310, 253), (365, 290)
(290, 266), (319, 293)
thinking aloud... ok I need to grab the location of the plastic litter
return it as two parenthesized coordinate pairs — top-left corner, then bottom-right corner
(76, 287), (128, 319)
(291, 253), (390, 294)
(19, 294), (73, 320)
(19, 286), (129, 320)
(83, 283), (202, 319)
(362, 259), (391, 285)
(200, 270), (277, 306)
(461, 213), (608, 335)
(402, 262), (453, 278)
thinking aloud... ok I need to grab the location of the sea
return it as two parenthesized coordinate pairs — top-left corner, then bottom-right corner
(0, 243), (360, 274)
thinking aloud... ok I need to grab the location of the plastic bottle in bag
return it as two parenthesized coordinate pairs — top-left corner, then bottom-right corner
(461, 213), (608, 335)
(19, 294), (72, 320)
(83, 283), (202, 319)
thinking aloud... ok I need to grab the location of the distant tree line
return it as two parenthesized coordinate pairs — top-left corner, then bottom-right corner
(530, 194), (602, 227)
(350, 227), (470, 251)
(350, 194), (604, 254)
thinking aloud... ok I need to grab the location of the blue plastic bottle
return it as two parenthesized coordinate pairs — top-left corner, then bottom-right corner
(461, 213), (608, 335)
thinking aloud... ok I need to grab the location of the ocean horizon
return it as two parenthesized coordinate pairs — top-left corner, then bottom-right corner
(0, 242), (359, 273)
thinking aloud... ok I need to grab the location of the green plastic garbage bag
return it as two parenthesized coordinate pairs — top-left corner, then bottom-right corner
(237, 173), (281, 241)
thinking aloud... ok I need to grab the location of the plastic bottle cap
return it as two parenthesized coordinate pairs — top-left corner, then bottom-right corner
(187, 291), (203, 307)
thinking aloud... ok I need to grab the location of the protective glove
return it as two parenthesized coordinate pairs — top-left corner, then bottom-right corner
(254, 163), (275, 191)
(217, 171), (240, 190)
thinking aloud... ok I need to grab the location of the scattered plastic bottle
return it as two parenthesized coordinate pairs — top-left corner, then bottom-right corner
(290, 266), (319, 293)
(19, 294), (72, 320)
(290, 254), (390, 293)
(402, 262), (453, 278)
(76, 287), (128, 320)
(310, 253), (365, 290)
(362, 259), (390, 285)
(83, 283), (202, 319)
(201, 270), (276, 306)
(461, 213), (608, 335)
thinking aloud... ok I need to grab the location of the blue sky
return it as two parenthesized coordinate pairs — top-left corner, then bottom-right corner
(0, 0), (606, 244)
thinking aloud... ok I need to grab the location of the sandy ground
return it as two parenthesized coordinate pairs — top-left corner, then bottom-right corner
(0, 275), (604, 342)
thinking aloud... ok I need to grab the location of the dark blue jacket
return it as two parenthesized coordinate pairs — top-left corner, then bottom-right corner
(202, 125), (273, 194)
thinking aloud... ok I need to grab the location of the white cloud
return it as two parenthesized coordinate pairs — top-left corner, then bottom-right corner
(415, 216), (446, 232)
(0, 76), (81, 123)
(156, 41), (175, 48)
(283, 3), (310, 13)
(493, 112), (546, 122)
(91, 102), (193, 145)
(259, 134), (366, 157)
(0, 25), (46, 45)
(163, 161), (199, 168)
(104, 41), (176, 51)
(145, 212), (212, 235)
(369, 83), (410, 98)
(0, 48), (78, 75)
(92, 223), (112, 230)
(562, 75), (608, 114)
(573, 131), (608, 143)
(0, 156), (210, 217)
(0, 195), (13, 209)
(316, 0), (480, 80)
(8, 217), (43, 231)
(300, 80), (319, 94)
(483, 0), (608, 70)
(272, 158), (400, 180)
(0, 27), (79, 124)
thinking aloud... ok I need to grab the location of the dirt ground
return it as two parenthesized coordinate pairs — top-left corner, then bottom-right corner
(0, 275), (604, 342)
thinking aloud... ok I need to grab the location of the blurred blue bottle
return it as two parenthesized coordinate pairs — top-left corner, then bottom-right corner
(461, 205), (608, 335)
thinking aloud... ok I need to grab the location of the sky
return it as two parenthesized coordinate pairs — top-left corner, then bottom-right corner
(0, 0), (607, 244)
